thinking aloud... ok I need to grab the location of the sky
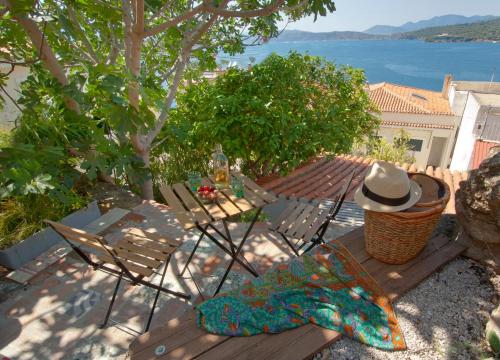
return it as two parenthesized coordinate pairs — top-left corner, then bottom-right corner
(284, 0), (500, 32)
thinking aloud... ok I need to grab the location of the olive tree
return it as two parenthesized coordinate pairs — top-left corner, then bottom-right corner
(0, 0), (336, 199)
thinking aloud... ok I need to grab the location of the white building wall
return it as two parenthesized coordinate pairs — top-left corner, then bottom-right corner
(377, 112), (459, 169)
(0, 64), (28, 130)
(447, 85), (469, 116)
(449, 95), (482, 171)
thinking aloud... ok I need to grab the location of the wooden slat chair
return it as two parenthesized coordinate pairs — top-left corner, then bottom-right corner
(45, 220), (191, 333)
(270, 171), (355, 256)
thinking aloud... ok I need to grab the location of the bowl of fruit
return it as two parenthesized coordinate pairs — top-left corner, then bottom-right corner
(197, 185), (217, 203)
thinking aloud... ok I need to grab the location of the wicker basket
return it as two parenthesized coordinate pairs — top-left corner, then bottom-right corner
(364, 174), (450, 264)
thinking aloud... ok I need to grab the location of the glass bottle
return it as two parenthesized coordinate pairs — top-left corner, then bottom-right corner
(212, 144), (229, 189)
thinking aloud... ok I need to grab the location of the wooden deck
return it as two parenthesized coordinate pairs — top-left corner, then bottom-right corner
(129, 227), (466, 360)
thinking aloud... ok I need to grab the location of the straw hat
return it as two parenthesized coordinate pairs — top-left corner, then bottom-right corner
(354, 161), (422, 213)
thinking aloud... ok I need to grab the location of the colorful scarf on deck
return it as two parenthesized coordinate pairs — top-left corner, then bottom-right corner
(196, 241), (406, 350)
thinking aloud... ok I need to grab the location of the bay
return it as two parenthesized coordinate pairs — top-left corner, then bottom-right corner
(219, 40), (500, 91)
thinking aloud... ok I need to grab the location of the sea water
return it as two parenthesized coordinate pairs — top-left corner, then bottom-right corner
(219, 40), (500, 91)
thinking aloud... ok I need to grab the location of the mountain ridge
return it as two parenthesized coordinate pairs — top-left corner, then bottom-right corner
(365, 14), (497, 35)
(273, 29), (385, 42)
(399, 18), (500, 42)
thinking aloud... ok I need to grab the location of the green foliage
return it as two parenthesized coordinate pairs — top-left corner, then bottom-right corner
(0, 143), (79, 200)
(0, 129), (11, 147)
(1, 0), (337, 199)
(0, 193), (87, 250)
(354, 129), (416, 164)
(155, 52), (378, 183)
(400, 18), (500, 42)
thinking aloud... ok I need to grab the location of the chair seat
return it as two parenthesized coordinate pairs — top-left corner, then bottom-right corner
(271, 200), (330, 243)
(97, 230), (178, 278)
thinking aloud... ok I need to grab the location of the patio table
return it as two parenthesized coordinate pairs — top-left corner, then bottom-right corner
(160, 172), (277, 296)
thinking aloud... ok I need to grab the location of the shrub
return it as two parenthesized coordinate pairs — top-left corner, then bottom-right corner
(0, 137), (89, 249)
(0, 193), (87, 250)
(153, 52), (378, 184)
(353, 129), (416, 164)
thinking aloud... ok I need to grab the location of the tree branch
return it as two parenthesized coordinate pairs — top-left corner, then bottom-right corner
(144, 3), (205, 37)
(0, 83), (23, 113)
(0, 0), (80, 113)
(281, 0), (309, 13)
(67, 5), (100, 64)
(146, 14), (218, 145)
(204, 0), (285, 18)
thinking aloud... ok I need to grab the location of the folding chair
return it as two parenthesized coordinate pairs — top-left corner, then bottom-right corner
(270, 170), (355, 256)
(45, 220), (191, 333)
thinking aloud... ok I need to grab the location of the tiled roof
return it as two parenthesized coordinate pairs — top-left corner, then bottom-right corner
(471, 140), (499, 170)
(381, 120), (454, 130)
(369, 82), (453, 115)
(259, 155), (468, 214)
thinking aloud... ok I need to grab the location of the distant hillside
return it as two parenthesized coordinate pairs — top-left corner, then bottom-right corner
(400, 18), (500, 42)
(365, 14), (497, 35)
(274, 30), (386, 42)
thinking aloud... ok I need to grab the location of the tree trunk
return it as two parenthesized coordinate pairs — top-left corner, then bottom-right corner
(139, 148), (154, 200)
(124, 0), (155, 200)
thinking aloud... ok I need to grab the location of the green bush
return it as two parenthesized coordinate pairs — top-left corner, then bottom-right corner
(0, 129), (10, 147)
(0, 193), (87, 250)
(0, 134), (89, 249)
(153, 52), (378, 185)
(353, 130), (416, 164)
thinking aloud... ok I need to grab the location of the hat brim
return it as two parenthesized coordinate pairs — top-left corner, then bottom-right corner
(354, 180), (422, 213)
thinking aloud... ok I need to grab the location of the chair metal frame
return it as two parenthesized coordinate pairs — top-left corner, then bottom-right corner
(272, 170), (355, 256)
(45, 220), (191, 334)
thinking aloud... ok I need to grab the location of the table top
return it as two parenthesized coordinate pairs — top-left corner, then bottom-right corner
(160, 173), (278, 230)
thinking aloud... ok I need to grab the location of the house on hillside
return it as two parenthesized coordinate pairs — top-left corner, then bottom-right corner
(368, 81), (460, 169)
(447, 80), (500, 171)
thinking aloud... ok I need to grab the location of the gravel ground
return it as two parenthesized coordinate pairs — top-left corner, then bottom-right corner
(318, 258), (500, 360)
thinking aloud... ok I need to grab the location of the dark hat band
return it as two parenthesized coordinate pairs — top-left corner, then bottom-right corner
(362, 184), (411, 207)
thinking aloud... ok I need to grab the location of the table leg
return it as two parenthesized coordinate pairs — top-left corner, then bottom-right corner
(180, 225), (207, 276)
(213, 208), (262, 296)
(195, 224), (258, 277)
(207, 223), (237, 253)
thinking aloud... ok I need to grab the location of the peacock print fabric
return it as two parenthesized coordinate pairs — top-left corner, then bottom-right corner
(196, 241), (406, 350)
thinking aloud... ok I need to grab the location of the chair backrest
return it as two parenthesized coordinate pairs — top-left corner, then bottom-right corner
(45, 220), (118, 267)
(327, 170), (356, 219)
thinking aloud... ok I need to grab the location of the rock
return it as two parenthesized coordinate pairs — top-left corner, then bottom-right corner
(486, 304), (500, 353)
(456, 148), (500, 244)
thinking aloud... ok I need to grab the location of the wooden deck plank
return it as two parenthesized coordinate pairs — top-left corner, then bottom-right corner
(363, 234), (450, 283)
(129, 227), (466, 360)
(261, 326), (339, 360)
(381, 240), (465, 300)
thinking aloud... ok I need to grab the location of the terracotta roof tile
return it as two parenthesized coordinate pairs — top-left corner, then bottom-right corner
(260, 155), (468, 214)
(369, 82), (453, 115)
(471, 140), (499, 169)
(381, 120), (454, 130)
